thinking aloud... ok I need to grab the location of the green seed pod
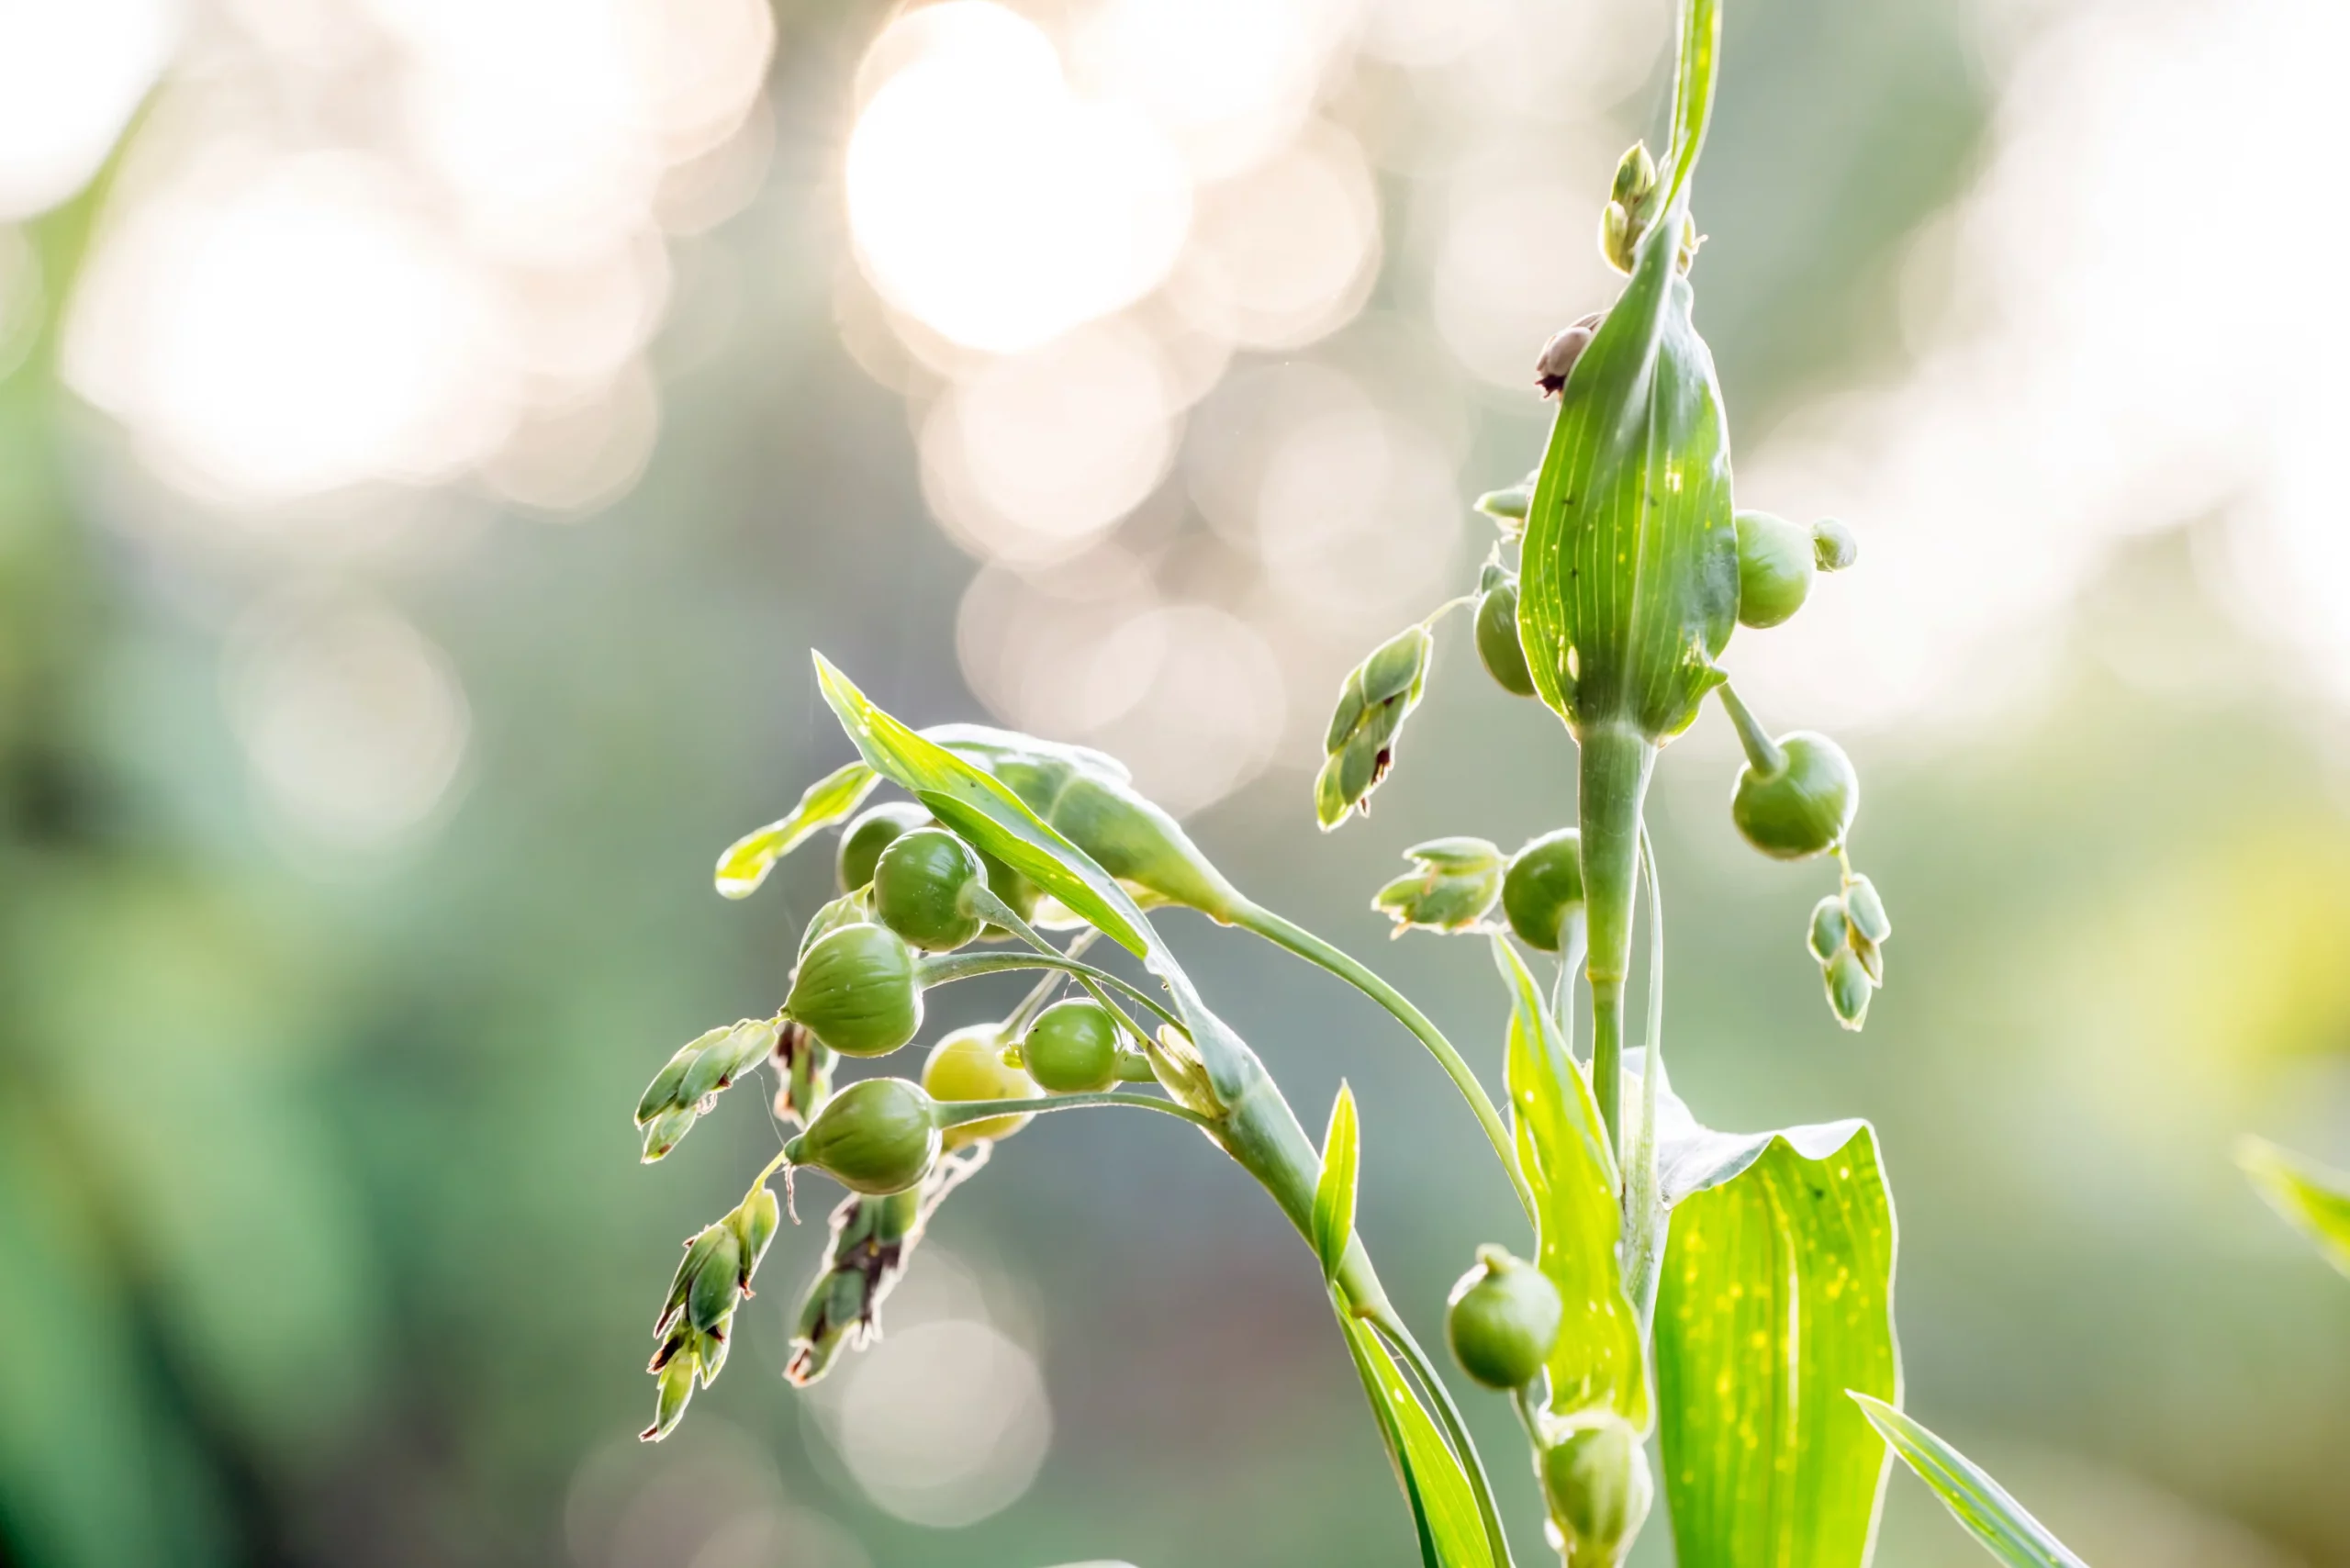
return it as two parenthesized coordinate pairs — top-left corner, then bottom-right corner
(639, 1104), (698, 1163)
(786, 923), (923, 1058)
(1807, 895), (1850, 964)
(687, 1226), (744, 1336)
(1444, 1245), (1563, 1391)
(872, 827), (988, 951)
(1020, 999), (1122, 1093)
(733, 1188), (781, 1289)
(1843, 873), (1890, 943)
(1811, 517), (1859, 572)
(1475, 570), (1538, 698)
(678, 1018), (779, 1104)
(657, 1222), (734, 1334)
(1474, 470), (1538, 536)
(921, 1025), (1040, 1148)
(1610, 140), (1658, 209)
(1373, 836), (1505, 936)
(784, 1076), (943, 1195)
(798, 890), (870, 962)
(1541, 1413), (1653, 1567)
(837, 801), (929, 894)
(1731, 733), (1858, 860)
(1317, 625), (1434, 830)
(1502, 829), (1586, 953)
(642, 1343), (699, 1441)
(1824, 945), (1873, 1029)
(1733, 510), (1816, 629)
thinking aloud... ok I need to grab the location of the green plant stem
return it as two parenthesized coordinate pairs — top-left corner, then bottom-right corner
(934, 1091), (1218, 1132)
(1716, 680), (1785, 774)
(1622, 825), (1668, 1331)
(998, 929), (1099, 1036)
(1234, 902), (1537, 1227)
(1579, 722), (1655, 1159)
(917, 950), (1186, 1033)
(1368, 1304), (1518, 1568)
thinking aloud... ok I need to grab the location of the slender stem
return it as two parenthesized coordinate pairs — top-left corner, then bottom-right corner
(1235, 903), (1537, 1227)
(1716, 680), (1785, 775)
(968, 889), (1168, 1050)
(1367, 1305), (1518, 1568)
(918, 950), (1187, 1033)
(933, 1090), (1218, 1132)
(1579, 722), (1654, 1161)
(999, 929), (1099, 1036)
(1623, 825), (1668, 1332)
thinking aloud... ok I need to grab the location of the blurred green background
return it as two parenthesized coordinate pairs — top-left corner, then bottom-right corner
(1, 0), (2344, 1565)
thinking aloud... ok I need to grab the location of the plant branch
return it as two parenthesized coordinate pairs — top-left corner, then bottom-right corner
(917, 949), (1186, 1034)
(1234, 902), (1537, 1227)
(933, 1090), (1218, 1132)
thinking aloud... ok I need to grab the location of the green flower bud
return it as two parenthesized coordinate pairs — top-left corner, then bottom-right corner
(770, 1020), (834, 1128)
(678, 1018), (779, 1105)
(1502, 829), (1586, 953)
(1733, 510), (1816, 629)
(1601, 199), (1634, 274)
(1541, 1413), (1653, 1567)
(732, 1187), (781, 1290)
(1811, 517), (1859, 572)
(1317, 625), (1433, 829)
(788, 1184), (926, 1387)
(922, 1025), (1039, 1148)
(1474, 471), (1538, 536)
(872, 826), (988, 951)
(1537, 312), (1604, 397)
(1807, 895), (1850, 964)
(1824, 945), (1873, 1029)
(1021, 999), (1121, 1094)
(642, 1343), (698, 1441)
(1475, 568), (1538, 698)
(784, 1076), (943, 1195)
(837, 801), (929, 894)
(1610, 140), (1658, 209)
(1374, 836), (1505, 936)
(1731, 733), (1858, 860)
(639, 1104), (698, 1163)
(786, 923), (923, 1058)
(1444, 1245), (1562, 1391)
(1843, 873), (1890, 943)
(687, 1226), (744, 1336)
(635, 1036), (708, 1126)
(657, 1222), (734, 1336)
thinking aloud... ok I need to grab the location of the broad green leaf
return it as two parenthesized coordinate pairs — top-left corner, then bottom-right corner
(2238, 1136), (2350, 1280)
(1490, 937), (1646, 1428)
(1314, 1082), (1360, 1283)
(1517, 0), (1734, 745)
(712, 760), (879, 898)
(1652, 1099), (1897, 1568)
(1850, 1395), (2089, 1568)
(1336, 1307), (1500, 1568)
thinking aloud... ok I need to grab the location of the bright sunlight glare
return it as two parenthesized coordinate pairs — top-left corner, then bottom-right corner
(0, 0), (179, 220)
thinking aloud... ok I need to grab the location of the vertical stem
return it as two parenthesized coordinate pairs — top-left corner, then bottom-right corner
(1578, 722), (1655, 1157)
(1623, 826), (1669, 1330)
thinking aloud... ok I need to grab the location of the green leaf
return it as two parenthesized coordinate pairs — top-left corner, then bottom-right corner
(713, 759), (880, 899)
(1335, 1307), (1500, 1568)
(1517, 0), (1734, 744)
(2238, 1136), (2350, 1280)
(1850, 1394), (2090, 1568)
(1651, 1083), (1898, 1568)
(813, 655), (1156, 959)
(1490, 937), (1646, 1427)
(1314, 1082), (1360, 1282)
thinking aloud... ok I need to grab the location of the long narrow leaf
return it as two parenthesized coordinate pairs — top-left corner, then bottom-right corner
(712, 759), (878, 898)
(1662, 0), (1722, 207)
(1651, 1086), (1897, 1568)
(1314, 1084), (1360, 1283)
(1490, 938), (1645, 1427)
(1336, 1308), (1499, 1568)
(2237, 1137), (2350, 1280)
(1850, 1395), (2090, 1568)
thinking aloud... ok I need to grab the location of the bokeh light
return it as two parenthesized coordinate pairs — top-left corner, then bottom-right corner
(0, 0), (180, 220)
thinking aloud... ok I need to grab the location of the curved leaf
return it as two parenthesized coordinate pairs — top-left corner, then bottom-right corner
(1336, 1308), (1501, 1568)
(713, 760), (879, 898)
(1652, 1100), (1898, 1568)
(1490, 938), (1646, 1427)
(1315, 1083), (1360, 1283)
(1850, 1395), (2089, 1568)
(2238, 1137), (2350, 1280)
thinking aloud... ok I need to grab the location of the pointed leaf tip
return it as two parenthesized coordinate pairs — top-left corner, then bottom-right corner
(1850, 1394), (2090, 1568)
(1314, 1082), (1360, 1283)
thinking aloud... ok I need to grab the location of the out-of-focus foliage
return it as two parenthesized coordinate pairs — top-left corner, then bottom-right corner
(0, 1), (2344, 1566)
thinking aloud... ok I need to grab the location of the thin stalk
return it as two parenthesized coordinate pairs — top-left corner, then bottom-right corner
(968, 889), (1166, 1050)
(1716, 680), (1785, 775)
(1234, 902), (1536, 1227)
(1578, 722), (1656, 1159)
(1367, 1304), (1518, 1568)
(999, 929), (1099, 1036)
(1622, 825), (1668, 1331)
(918, 950), (1186, 1034)
(934, 1091), (1218, 1133)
